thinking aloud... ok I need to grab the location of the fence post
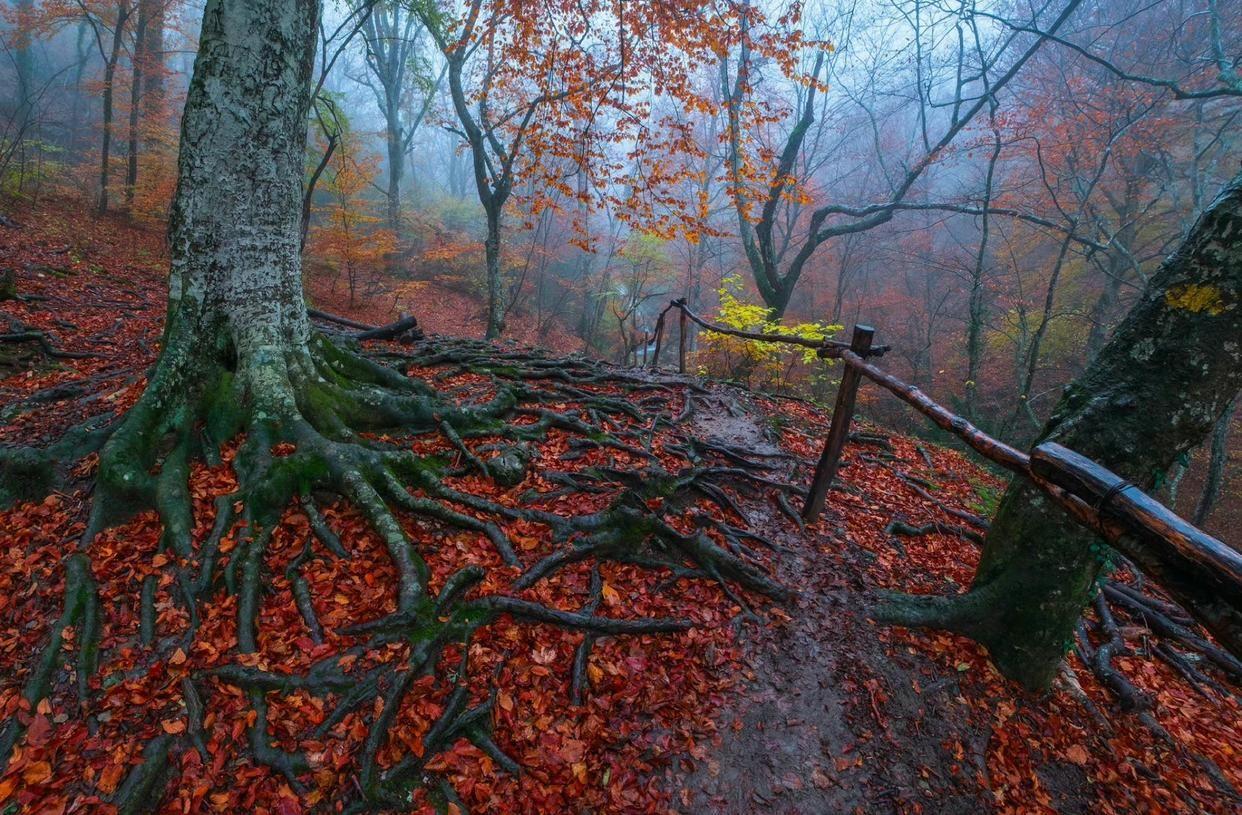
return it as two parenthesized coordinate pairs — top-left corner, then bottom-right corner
(802, 324), (875, 523)
(678, 305), (688, 374)
(650, 310), (667, 368)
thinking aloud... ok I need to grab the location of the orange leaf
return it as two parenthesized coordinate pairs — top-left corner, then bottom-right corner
(23, 760), (52, 785)
(161, 718), (187, 734)
(97, 762), (126, 795)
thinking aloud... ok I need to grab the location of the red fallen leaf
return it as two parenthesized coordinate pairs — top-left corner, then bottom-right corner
(39, 797), (66, 815)
(161, 718), (186, 734)
(25, 713), (52, 747)
(1065, 744), (1089, 766)
(559, 738), (587, 763)
(274, 784), (303, 815)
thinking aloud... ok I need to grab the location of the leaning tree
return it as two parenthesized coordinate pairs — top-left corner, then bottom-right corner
(878, 168), (1242, 690)
(0, 0), (799, 808)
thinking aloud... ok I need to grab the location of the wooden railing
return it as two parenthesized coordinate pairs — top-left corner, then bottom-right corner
(648, 305), (1242, 657)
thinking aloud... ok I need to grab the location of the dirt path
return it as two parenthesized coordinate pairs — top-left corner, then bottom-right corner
(674, 392), (1021, 814)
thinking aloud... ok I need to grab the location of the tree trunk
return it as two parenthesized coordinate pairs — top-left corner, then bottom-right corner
(97, 0), (320, 509)
(141, 0), (165, 114)
(1194, 394), (1237, 525)
(965, 125), (1001, 419)
(1086, 191), (1139, 362)
(164, 0), (315, 353)
(125, 1), (150, 211)
(13, 0), (34, 134)
(879, 170), (1242, 690)
(385, 109), (403, 240)
(99, 4), (131, 215)
(484, 207), (503, 340)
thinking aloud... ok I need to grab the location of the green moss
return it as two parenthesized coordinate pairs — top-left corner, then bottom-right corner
(0, 446), (54, 508)
(203, 370), (245, 447)
(966, 476), (1001, 517)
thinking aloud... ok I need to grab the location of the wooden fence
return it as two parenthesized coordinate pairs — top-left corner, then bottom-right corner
(647, 303), (1242, 658)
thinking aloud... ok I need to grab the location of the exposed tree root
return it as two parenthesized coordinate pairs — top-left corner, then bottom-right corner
(1074, 585), (1242, 802)
(0, 332), (794, 809)
(884, 516), (985, 546)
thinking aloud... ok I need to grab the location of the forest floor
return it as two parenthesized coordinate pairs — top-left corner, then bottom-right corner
(0, 202), (1239, 814)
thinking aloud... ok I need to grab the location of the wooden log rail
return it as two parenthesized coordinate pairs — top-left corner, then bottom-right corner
(802, 324), (1242, 659)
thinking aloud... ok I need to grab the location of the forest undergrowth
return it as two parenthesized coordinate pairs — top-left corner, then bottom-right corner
(0, 203), (1238, 814)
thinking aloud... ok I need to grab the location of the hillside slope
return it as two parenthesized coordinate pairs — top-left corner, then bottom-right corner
(0, 204), (1238, 814)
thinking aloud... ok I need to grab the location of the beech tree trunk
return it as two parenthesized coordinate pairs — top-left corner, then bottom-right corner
(385, 109), (403, 238)
(94, 0), (319, 502)
(484, 207), (504, 339)
(163, 0), (316, 356)
(881, 170), (1242, 690)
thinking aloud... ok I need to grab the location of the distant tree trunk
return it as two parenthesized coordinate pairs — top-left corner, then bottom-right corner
(141, 0), (165, 116)
(1194, 394), (1237, 526)
(965, 123), (1001, 419)
(385, 107), (403, 238)
(1086, 186), (1140, 361)
(125, 1), (151, 211)
(99, 2), (133, 214)
(13, 0), (34, 133)
(484, 206), (503, 340)
(71, 22), (92, 153)
(880, 170), (1242, 690)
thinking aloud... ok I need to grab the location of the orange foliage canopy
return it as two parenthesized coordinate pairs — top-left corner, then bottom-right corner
(425, 0), (811, 247)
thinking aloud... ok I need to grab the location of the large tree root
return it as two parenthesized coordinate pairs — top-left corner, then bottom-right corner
(0, 332), (794, 810)
(1075, 584), (1241, 801)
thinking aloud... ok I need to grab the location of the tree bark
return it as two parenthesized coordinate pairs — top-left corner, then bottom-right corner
(879, 170), (1242, 690)
(164, 0), (316, 353)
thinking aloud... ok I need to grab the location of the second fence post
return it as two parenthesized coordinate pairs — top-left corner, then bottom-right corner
(802, 324), (875, 523)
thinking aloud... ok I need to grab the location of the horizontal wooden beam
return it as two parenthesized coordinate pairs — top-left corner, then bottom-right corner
(1031, 443), (1242, 587)
(838, 349), (1030, 474)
